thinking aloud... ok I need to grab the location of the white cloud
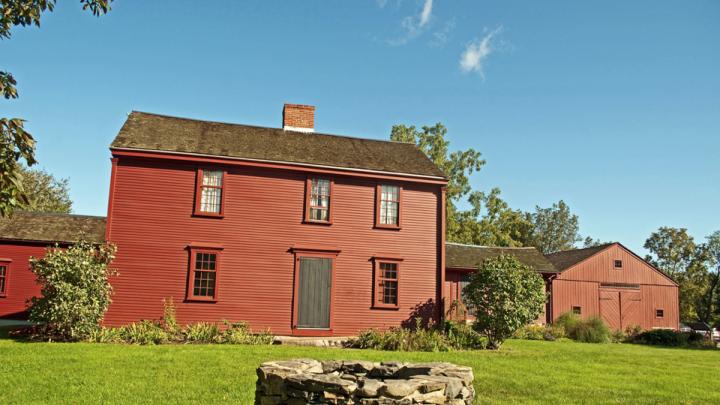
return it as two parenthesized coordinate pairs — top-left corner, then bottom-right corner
(386, 0), (434, 46)
(460, 27), (502, 77)
(419, 0), (433, 27)
(429, 18), (455, 47)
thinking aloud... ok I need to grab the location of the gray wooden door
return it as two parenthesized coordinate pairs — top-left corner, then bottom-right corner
(297, 257), (332, 329)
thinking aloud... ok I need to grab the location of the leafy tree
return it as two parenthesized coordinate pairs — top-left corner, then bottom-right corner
(0, 0), (112, 217)
(29, 240), (117, 340)
(699, 231), (720, 325)
(453, 188), (532, 247)
(462, 254), (546, 349)
(644, 227), (708, 322)
(524, 200), (588, 254)
(18, 166), (72, 213)
(390, 124), (485, 242)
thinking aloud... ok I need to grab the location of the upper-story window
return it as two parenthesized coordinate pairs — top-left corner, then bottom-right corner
(195, 169), (225, 216)
(0, 261), (8, 297)
(305, 177), (332, 223)
(376, 184), (401, 228)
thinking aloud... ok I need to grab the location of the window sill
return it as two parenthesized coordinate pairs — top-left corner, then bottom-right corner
(193, 212), (224, 219)
(374, 224), (401, 230)
(303, 219), (333, 226)
(185, 297), (218, 303)
(372, 305), (400, 310)
(0, 294), (6, 298)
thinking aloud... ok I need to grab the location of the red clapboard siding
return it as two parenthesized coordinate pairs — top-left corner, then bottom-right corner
(552, 244), (679, 330)
(0, 242), (53, 319)
(104, 157), (442, 336)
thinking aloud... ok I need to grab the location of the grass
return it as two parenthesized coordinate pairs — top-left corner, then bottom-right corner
(0, 338), (718, 404)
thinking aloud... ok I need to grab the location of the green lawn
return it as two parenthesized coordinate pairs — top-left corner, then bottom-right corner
(0, 338), (718, 404)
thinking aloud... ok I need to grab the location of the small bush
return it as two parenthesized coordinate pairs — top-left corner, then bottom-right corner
(118, 321), (170, 345)
(444, 321), (487, 350)
(161, 297), (181, 337)
(348, 321), (486, 352)
(555, 312), (612, 343)
(28, 241), (117, 341)
(221, 321), (274, 345)
(630, 329), (714, 348)
(89, 327), (123, 343)
(184, 322), (221, 343)
(513, 323), (566, 341)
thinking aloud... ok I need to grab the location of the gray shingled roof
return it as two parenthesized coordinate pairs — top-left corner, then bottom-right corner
(0, 212), (106, 244)
(110, 111), (446, 179)
(446, 243), (557, 273)
(545, 243), (615, 272)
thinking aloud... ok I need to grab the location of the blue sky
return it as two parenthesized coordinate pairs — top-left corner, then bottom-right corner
(2, 1), (718, 254)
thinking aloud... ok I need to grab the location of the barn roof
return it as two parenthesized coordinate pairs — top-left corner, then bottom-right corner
(544, 243), (615, 271)
(111, 111), (446, 179)
(446, 243), (557, 273)
(0, 212), (106, 244)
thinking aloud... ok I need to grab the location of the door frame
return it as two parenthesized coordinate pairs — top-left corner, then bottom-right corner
(290, 246), (339, 336)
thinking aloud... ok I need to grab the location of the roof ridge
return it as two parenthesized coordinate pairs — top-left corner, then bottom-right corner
(546, 242), (615, 256)
(129, 110), (419, 147)
(446, 242), (537, 250)
(14, 211), (106, 220)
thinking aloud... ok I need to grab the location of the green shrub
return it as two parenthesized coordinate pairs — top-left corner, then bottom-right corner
(348, 321), (486, 352)
(28, 241), (117, 341)
(118, 321), (170, 345)
(463, 254), (547, 349)
(513, 323), (565, 341)
(630, 329), (714, 348)
(89, 327), (123, 343)
(221, 321), (274, 345)
(184, 322), (221, 343)
(556, 313), (612, 343)
(444, 321), (487, 349)
(161, 297), (180, 337)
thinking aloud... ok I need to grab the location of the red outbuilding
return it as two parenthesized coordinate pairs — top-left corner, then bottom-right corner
(103, 105), (448, 336)
(0, 212), (106, 319)
(546, 243), (679, 330)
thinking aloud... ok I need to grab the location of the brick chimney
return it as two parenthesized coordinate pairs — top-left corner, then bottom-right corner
(282, 104), (315, 133)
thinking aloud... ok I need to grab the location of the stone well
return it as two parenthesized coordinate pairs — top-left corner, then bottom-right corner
(255, 359), (474, 404)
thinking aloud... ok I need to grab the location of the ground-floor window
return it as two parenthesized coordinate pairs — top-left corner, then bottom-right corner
(655, 309), (664, 318)
(186, 247), (222, 301)
(373, 258), (402, 309)
(572, 306), (582, 315)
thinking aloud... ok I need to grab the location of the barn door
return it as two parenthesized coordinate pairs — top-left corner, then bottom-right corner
(599, 290), (621, 331)
(620, 291), (641, 330)
(296, 257), (332, 329)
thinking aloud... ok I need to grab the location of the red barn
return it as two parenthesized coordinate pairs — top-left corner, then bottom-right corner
(104, 105), (448, 336)
(0, 212), (106, 319)
(546, 243), (679, 330)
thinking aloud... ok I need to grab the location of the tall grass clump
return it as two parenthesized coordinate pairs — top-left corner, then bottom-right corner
(348, 319), (486, 351)
(555, 312), (612, 343)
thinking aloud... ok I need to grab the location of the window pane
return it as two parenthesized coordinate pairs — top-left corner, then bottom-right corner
(382, 280), (398, 305)
(379, 185), (399, 225)
(0, 266), (5, 293)
(201, 187), (222, 213)
(203, 170), (223, 187)
(309, 178), (331, 221)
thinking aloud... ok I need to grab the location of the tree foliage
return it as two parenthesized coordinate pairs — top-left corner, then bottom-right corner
(644, 227), (711, 322)
(454, 188), (532, 247)
(29, 240), (116, 340)
(524, 200), (588, 254)
(390, 124), (485, 242)
(18, 165), (72, 213)
(0, 0), (112, 217)
(462, 254), (546, 349)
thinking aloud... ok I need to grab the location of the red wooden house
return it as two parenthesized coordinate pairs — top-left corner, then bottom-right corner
(103, 104), (448, 336)
(0, 212), (106, 319)
(546, 243), (679, 330)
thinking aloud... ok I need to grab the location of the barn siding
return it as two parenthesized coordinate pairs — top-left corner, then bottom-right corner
(0, 242), (52, 318)
(552, 279), (600, 319)
(104, 157), (441, 336)
(551, 244), (679, 330)
(557, 244), (675, 286)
